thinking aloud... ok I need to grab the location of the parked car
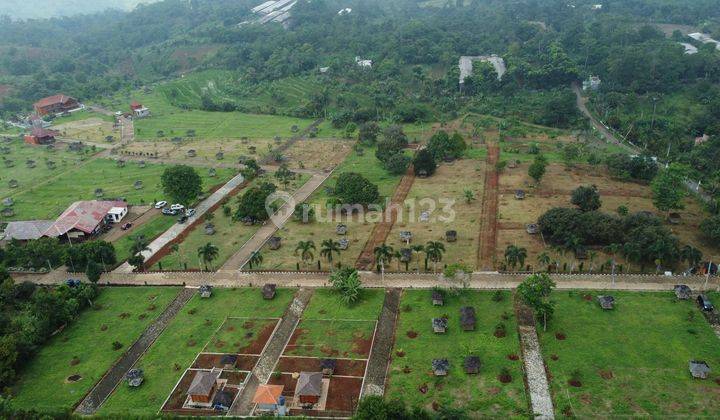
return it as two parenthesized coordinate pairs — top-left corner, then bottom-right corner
(121, 223), (133, 230)
(698, 294), (714, 312)
(155, 201), (168, 209)
(185, 208), (196, 217)
(178, 215), (188, 224)
(162, 208), (178, 216)
(170, 204), (185, 211)
(65, 279), (81, 288)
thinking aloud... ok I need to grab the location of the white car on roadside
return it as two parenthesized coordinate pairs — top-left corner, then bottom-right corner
(170, 204), (185, 211)
(185, 208), (196, 217)
(155, 201), (168, 209)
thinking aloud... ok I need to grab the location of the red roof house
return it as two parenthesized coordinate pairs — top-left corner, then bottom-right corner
(33, 94), (80, 116)
(44, 200), (127, 240)
(24, 127), (58, 145)
(130, 101), (143, 111)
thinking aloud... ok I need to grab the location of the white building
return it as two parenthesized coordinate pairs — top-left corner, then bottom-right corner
(355, 56), (372, 68)
(458, 55), (506, 86)
(133, 107), (151, 118)
(106, 206), (128, 224)
(582, 76), (601, 91)
(688, 32), (720, 51)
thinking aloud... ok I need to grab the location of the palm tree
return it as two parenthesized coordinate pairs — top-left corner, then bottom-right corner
(425, 241), (446, 273)
(411, 244), (425, 272)
(130, 235), (150, 255)
(537, 252), (552, 273)
(295, 240), (316, 267)
(197, 243), (219, 271)
(393, 250), (403, 272)
(373, 244), (394, 280)
(505, 245), (520, 270)
(320, 239), (341, 267)
(517, 247), (528, 271)
(681, 245), (703, 270)
(588, 251), (598, 273)
(248, 251), (263, 270)
(604, 243), (622, 281)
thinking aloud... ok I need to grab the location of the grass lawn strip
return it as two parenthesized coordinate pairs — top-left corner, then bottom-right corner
(203, 317), (280, 355)
(539, 291), (720, 417)
(97, 287), (295, 416)
(9, 287), (180, 412)
(385, 290), (527, 417)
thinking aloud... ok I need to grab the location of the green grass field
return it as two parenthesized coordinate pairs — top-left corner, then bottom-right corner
(50, 109), (115, 125)
(386, 290), (528, 417)
(3, 158), (235, 221)
(98, 287), (295, 416)
(539, 291), (720, 417)
(115, 214), (176, 264)
(9, 287), (180, 412)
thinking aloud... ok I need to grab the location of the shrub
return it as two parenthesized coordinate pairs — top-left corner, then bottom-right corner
(412, 149), (437, 176)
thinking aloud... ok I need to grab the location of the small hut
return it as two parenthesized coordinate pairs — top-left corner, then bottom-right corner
(187, 149), (197, 158)
(204, 223), (216, 235)
(241, 216), (254, 226)
(262, 284), (277, 300)
(431, 290), (444, 306)
(515, 190), (526, 200)
(460, 307), (476, 331)
(8, 179), (18, 189)
(597, 295), (615, 310)
(126, 369), (144, 387)
(689, 360), (711, 379)
(432, 359), (450, 376)
(320, 359), (337, 376)
(674, 285), (692, 300)
(526, 224), (540, 235)
(446, 230), (458, 242)
(134, 180), (143, 190)
(336, 224), (348, 235)
(199, 285), (213, 298)
(116, 159), (126, 168)
(216, 151), (224, 160)
(268, 236), (282, 250)
(2, 197), (14, 207)
(464, 356), (481, 374)
(399, 231), (413, 244)
(420, 211), (430, 222)
(1, 208), (15, 217)
(208, 168), (217, 178)
(94, 188), (104, 198)
(668, 213), (682, 225)
(417, 169), (428, 178)
(220, 354), (238, 369)
(295, 372), (323, 406)
(432, 317), (448, 334)
(338, 239), (349, 250)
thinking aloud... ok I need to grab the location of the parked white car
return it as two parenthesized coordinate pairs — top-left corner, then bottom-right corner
(154, 201), (168, 209)
(170, 204), (185, 211)
(185, 208), (196, 217)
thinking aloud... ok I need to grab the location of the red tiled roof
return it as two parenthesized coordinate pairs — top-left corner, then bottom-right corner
(252, 385), (284, 405)
(34, 94), (76, 109)
(45, 200), (126, 236)
(31, 127), (58, 138)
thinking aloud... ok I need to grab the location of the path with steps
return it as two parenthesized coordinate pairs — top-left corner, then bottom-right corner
(361, 288), (401, 397)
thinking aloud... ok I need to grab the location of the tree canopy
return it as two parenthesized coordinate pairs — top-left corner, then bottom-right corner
(161, 165), (202, 206)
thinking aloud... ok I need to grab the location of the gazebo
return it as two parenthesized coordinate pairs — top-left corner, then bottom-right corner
(460, 307), (476, 331)
(464, 356), (481, 374)
(432, 317), (448, 334)
(399, 231), (413, 244)
(126, 369), (144, 387)
(515, 190), (526, 200)
(338, 239), (349, 250)
(689, 361), (711, 379)
(336, 224), (348, 235)
(431, 290), (444, 306)
(526, 224), (540, 235)
(597, 295), (615, 310)
(199, 285), (213, 298)
(432, 359), (450, 376)
(268, 236), (282, 250)
(262, 284), (277, 300)
(320, 359), (337, 376)
(446, 230), (458, 242)
(674, 285), (692, 300)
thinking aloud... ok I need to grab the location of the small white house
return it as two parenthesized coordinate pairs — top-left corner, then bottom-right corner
(583, 76), (601, 91)
(105, 206), (128, 223)
(133, 107), (151, 118)
(355, 56), (372, 68)
(319, 67), (330, 74)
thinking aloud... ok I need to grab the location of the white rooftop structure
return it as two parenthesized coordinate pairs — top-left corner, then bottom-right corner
(679, 42), (699, 55)
(338, 8), (352, 15)
(355, 56), (373, 68)
(459, 55), (506, 85)
(582, 75), (601, 91)
(689, 33), (720, 51)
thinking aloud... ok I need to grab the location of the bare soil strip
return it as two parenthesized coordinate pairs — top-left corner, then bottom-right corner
(478, 143), (500, 270)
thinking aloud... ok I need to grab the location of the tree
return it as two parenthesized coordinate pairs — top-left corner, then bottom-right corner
(85, 260), (102, 284)
(571, 185), (602, 212)
(358, 122), (380, 145)
(504, 245), (527, 271)
(320, 239), (341, 266)
(275, 164), (294, 189)
(562, 143), (581, 168)
(248, 251), (263, 270)
(373, 244), (394, 277)
(335, 172), (379, 206)
(128, 254), (146, 272)
(464, 189), (475, 204)
(161, 165), (202, 206)
(329, 267), (363, 305)
(197, 243), (219, 271)
(517, 273), (556, 331)
(411, 244), (425, 272)
(651, 166), (686, 217)
(700, 215), (720, 243)
(234, 182), (277, 222)
(537, 252), (552, 272)
(293, 203), (315, 224)
(425, 241), (445, 273)
(427, 130), (466, 160)
(412, 149), (437, 176)
(681, 245), (703, 270)
(528, 156), (547, 184)
(295, 240), (316, 266)
(384, 153), (411, 175)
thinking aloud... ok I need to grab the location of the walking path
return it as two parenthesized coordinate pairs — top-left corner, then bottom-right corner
(478, 142), (500, 270)
(572, 83), (636, 154)
(519, 325), (555, 418)
(356, 166), (416, 270)
(113, 173), (246, 273)
(74, 287), (195, 415)
(361, 288), (401, 397)
(229, 288), (314, 416)
(220, 172), (332, 271)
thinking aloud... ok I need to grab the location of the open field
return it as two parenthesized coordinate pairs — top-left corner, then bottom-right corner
(539, 291), (720, 417)
(9, 287), (180, 412)
(53, 117), (118, 143)
(151, 172), (309, 271)
(98, 287), (295, 417)
(3, 158), (235, 221)
(115, 213), (176, 263)
(278, 138), (352, 171)
(257, 147), (404, 270)
(0, 138), (98, 200)
(385, 290), (527, 417)
(387, 159), (486, 271)
(496, 162), (720, 272)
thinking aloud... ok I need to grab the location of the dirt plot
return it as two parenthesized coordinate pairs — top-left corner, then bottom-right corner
(54, 118), (118, 142)
(204, 318), (279, 355)
(275, 356), (366, 377)
(192, 354), (259, 371)
(283, 319), (376, 359)
(279, 138), (352, 170)
(161, 369), (242, 415)
(267, 373), (363, 416)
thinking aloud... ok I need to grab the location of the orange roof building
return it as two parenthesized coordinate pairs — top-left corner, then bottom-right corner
(33, 94), (79, 116)
(253, 384), (285, 414)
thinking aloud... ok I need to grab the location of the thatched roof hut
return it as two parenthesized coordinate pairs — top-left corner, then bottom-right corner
(432, 359), (450, 376)
(689, 360), (711, 379)
(597, 295), (615, 310)
(268, 236), (282, 250)
(674, 285), (692, 300)
(464, 356), (481, 374)
(446, 230), (457, 242)
(262, 284), (277, 300)
(432, 317), (448, 334)
(460, 307), (476, 331)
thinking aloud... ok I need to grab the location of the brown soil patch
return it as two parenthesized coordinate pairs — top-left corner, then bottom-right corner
(239, 321), (276, 354)
(407, 330), (418, 338)
(568, 380), (582, 387)
(147, 304), (157, 311)
(555, 332), (566, 340)
(507, 354), (519, 361)
(432, 401), (440, 411)
(403, 366), (412, 374)
(478, 142), (499, 269)
(66, 374), (82, 383)
(419, 383), (428, 394)
(551, 354), (559, 361)
(396, 350), (405, 357)
(320, 345), (340, 357)
(100, 324), (108, 331)
(498, 374), (512, 383)
(494, 329), (507, 338)
(488, 386), (501, 395)
(351, 333), (373, 357)
(214, 340), (226, 349)
(580, 394), (592, 405)
(138, 313), (147, 320)
(276, 357), (366, 377)
(119, 312), (130, 319)
(582, 294), (593, 301)
(318, 309), (327, 315)
(599, 369), (614, 380)
(187, 339), (197, 347)
(242, 321), (254, 329)
(715, 378), (720, 386)
(70, 357), (80, 366)
(562, 406), (573, 417)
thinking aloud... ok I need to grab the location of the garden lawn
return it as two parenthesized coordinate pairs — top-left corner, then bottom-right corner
(5, 158), (234, 220)
(539, 291), (720, 417)
(115, 214), (176, 264)
(386, 290), (527, 417)
(97, 287), (295, 417)
(10, 287), (180, 412)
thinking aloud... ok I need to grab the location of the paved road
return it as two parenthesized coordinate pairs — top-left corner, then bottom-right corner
(113, 173), (246, 273)
(519, 325), (555, 419)
(74, 288), (195, 414)
(361, 288), (401, 397)
(219, 172), (333, 271)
